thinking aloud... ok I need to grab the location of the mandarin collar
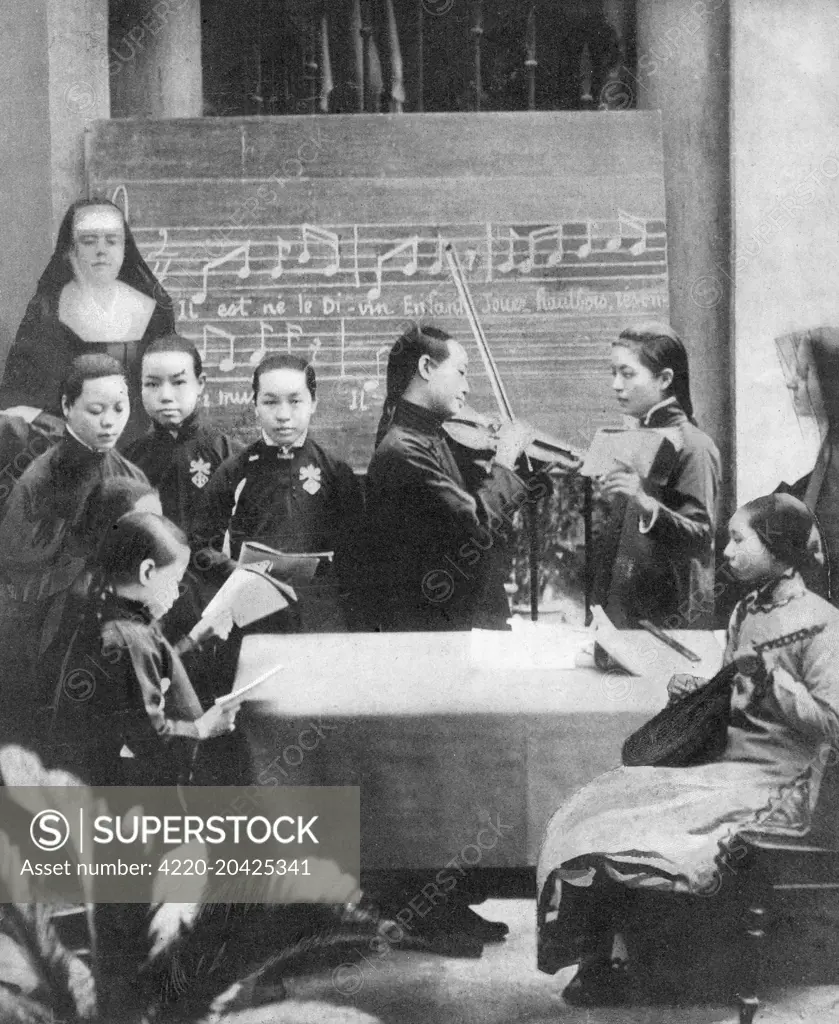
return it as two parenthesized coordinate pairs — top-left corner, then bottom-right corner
(253, 435), (309, 462)
(152, 409), (201, 442)
(642, 397), (685, 429)
(95, 589), (155, 626)
(393, 399), (447, 437)
(60, 429), (108, 467)
(743, 567), (805, 613)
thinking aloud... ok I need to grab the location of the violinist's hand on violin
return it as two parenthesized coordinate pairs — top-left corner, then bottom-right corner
(601, 462), (657, 516)
(494, 421), (536, 470)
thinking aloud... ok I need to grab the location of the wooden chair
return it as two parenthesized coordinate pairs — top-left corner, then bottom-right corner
(736, 757), (839, 1024)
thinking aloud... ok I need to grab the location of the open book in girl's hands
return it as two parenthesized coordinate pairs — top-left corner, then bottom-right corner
(179, 565), (297, 651)
(238, 540), (334, 584)
(580, 428), (671, 479)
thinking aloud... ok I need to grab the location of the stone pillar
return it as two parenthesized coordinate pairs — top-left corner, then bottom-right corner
(635, 0), (732, 512)
(110, 0), (203, 118)
(0, 0), (109, 369)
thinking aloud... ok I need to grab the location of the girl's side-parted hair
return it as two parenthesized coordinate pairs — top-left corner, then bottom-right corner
(616, 321), (695, 422)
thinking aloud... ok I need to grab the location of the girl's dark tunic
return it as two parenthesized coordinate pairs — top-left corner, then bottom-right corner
(124, 412), (237, 537)
(592, 399), (721, 629)
(363, 400), (531, 631)
(191, 435), (363, 632)
(0, 434), (148, 740)
(47, 594), (203, 787)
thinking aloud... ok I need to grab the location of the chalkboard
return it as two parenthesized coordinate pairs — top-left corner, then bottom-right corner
(87, 113), (668, 470)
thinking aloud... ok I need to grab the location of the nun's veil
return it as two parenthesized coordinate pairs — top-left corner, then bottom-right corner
(35, 197), (171, 309)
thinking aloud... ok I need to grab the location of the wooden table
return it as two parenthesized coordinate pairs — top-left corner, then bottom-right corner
(235, 630), (722, 870)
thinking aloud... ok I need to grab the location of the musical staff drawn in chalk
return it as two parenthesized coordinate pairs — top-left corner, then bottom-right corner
(203, 324), (237, 373)
(298, 224), (340, 277)
(285, 322), (303, 353)
(519, 225), (564, 274)
(497, 228), (522, 274)
(149, 228), (170, 259)
(269, 237), (293, 279)
(250, 320), (274, 366)
(151, 258), (172, 285)
(349, 380), (381, 412)
(375, 345), (390, 379)
(366, 237), (419, 299)
(608, 209), (648, 257)
(192, 244), (251, 304)
(575, 222), (592, 260)
(429, 234), (444, 275)
(308, 337), (322, 364)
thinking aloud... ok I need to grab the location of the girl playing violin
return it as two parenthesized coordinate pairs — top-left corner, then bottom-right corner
(363, 322), (540, 631)
(592, 322), (721, 628)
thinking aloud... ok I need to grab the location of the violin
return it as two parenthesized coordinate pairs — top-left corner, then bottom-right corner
(442, 243), (583, 472)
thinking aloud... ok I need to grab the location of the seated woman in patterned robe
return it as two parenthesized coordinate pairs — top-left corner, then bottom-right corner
(537, 493), (839, 1005)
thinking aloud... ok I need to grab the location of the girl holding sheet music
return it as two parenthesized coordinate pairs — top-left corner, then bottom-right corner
(592, 322), (721, 629)
(190, 353), (363, 632)
(47, 512), (238, 788)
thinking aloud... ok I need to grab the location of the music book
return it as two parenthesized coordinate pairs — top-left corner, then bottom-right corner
(238, 540), (334, 584)
(183, 565), (295, 648)
(580, 428), (669, 479)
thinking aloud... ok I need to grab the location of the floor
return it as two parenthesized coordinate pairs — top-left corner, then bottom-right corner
(223, 899), (839, 1024)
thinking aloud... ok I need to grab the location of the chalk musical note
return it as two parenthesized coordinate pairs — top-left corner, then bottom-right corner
(518, 225), (564, 274)
(298, 224), (340, 277)
(191, 243), (251, 305)
(111, 185), (129, 221)
(619, 210), (648, 256)
(152, 259), (171, 284)
(308, 337), (322, 364)
(429, 234), (444, 275)
(349, 380), (381, 412)
(603, 211), (648, 256)
(249, 321), (274, 366)
(366, 237), (419, 300)
(149, 228), (169, 259)
(496, 228), (521, 274)
(203, 324), (237, 373)
(269, 237), (293, 279)
(576, 222), (592, 259)
(286, 323), (303, 353)
(464, 247), (480, 272)
(375, 345), (390, 380)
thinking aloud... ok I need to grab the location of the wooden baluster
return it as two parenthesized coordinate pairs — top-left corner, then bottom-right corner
(306, 18), (319, 115)
(525, 6), (537, 111)
(471, 0), (483, 111)
(360, 0), (373, 113)
(416, 0), (424, 112)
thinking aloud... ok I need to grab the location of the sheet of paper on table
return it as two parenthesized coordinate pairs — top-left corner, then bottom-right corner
(592, 605), (725, 679)
(470, 620), (591, 670)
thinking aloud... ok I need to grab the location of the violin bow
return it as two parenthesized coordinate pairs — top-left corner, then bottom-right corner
(444, 243), (515, 424)
(444, 240), (544, 621)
